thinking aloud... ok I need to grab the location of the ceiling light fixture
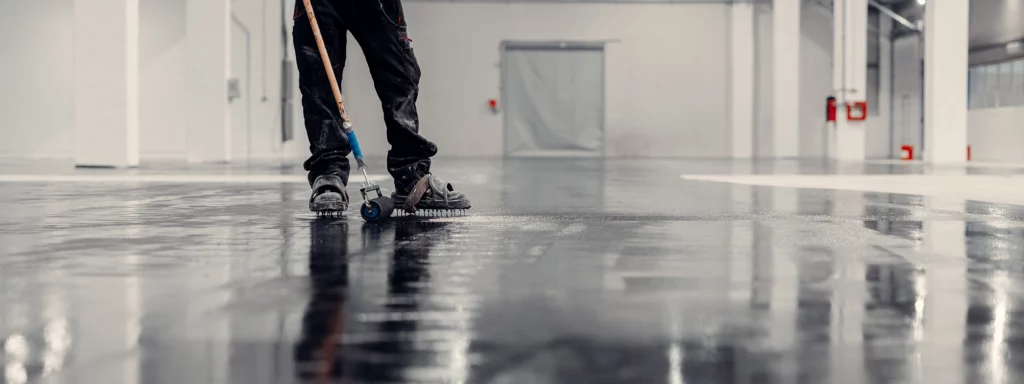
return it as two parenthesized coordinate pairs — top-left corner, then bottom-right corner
(917, 0), (926, 5)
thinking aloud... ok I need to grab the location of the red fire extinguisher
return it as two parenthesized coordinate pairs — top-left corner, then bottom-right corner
(826, 96), (837, 122)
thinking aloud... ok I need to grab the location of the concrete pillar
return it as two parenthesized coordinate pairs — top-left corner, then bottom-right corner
(923, 0), (969, 163)
(773, 0), (800, 158)
(73, 0), (141, 168)
(186, 0), (232, 163)
(832, 0), (868, 161)
(732, 2), (755, 158)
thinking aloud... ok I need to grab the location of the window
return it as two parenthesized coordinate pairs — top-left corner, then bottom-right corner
(969, 58), (1024, 109)
(986, 65), (1000, 108)
(867, 67), (880, 116)
(1015, 60), (1024, 104)
(1000, 62), (1015, 105)
(969, 67), (983, 109)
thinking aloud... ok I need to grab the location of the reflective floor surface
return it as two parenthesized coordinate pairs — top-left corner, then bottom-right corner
(3, 158), (1024, 383)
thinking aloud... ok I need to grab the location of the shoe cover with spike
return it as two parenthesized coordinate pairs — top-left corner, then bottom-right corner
(309, 175), (349, 213)
(392, 174), (471, 213)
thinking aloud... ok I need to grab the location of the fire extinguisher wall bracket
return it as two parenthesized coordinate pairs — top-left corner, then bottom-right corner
(901, 145), (914, 161)
(826, 96), (837, 122)
(847, 101), (868, 121)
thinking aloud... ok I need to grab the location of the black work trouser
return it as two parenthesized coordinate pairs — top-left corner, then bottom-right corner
(293, 0), (437, 191)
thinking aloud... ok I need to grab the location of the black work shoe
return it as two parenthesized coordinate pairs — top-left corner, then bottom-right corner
(309, 175), (349, 213)
(392, 174), (471, 213)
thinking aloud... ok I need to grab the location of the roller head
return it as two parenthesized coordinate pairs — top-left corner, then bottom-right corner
(360, 197), (395, 222)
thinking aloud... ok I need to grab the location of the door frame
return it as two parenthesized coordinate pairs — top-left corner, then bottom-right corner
(499, 40), (606, 158)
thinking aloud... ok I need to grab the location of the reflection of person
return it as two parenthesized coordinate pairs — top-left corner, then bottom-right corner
(354, 221), (447, 382)
(293, 0), (470, 214)
(294, 219), (350, 381)
(294, 220), (451, 383)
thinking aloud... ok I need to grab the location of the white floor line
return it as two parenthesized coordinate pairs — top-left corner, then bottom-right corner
(680, 174), (1024, 206)
(0, 174), (391, 184)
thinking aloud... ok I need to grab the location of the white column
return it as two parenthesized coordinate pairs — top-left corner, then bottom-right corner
(773, 0), (800, 158)
(832, 0), (868, 161)
(924, 0), (969, 163)
(73, 0), (140, 168)
(186, 0), (232, 163)
(732, 2), (755, 159)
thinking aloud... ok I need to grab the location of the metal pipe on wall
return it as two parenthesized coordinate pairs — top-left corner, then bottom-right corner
(868, 0), (919, 33)
(888, 21), (896, 158)
(281, 0), (294, 143)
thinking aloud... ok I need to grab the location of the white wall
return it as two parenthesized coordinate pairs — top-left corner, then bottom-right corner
(0, 0), (304, 163)
(341, 2), (732, 158)
(865, 17), (892, 159)
(800, 2), (833, 159)
(0, 0), (75, 159)
(139, 0), (306, 162)
(227, 0), (306, 162)
(891, 31), (1024, 164)
(754, 1), (834, 159)
(140, 0), (187, 159)
(968, 107), (1024, 163)
(891, 35), (923, 158)
(966, 52), (1024, 163)
(754, 3), (773, 158)
(731, 2), (755, 158)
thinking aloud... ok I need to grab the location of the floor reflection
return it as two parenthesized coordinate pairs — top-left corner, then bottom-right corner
(294, 219), (350, 382)
(501, 159), (605, 213)
(11, 159), (1024, 383)
(294, 218), (456, 383)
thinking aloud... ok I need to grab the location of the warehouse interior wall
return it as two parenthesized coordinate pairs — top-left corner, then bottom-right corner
(0, 0), (308, 162)
(0, 0), (75, 159)
(140, 0), (187, 160)
(800, 2), (833, 159)
(342, 2), (732, 158)
(865, 12), (892, 159)
(965, 40), (1024, 163)
(3, 1), (916, 163)
(969, 108), (1024, 163)
(891, 34), (922, 159)
(143, 0), (306, 162)
(966, 53), (1024, 163)
(887, 31), (1024, 164)
(225, 0), (307, 163)
(753, 0), (836, 159)
(753, 3), (773, 158)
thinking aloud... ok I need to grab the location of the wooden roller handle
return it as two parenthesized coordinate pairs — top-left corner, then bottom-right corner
(301, 0), (352, 128)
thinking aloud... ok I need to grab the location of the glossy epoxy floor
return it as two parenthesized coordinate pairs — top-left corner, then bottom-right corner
(3, 158), (1024, 384)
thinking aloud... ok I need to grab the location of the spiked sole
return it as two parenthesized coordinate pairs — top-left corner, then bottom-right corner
(311, 199), (347, 210)
(390, 197), (471, 212)
(315, 211), (346, 218)
(392, 208), (471, 217)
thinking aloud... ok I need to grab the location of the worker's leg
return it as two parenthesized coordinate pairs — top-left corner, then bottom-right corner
(347, 0), (470, 210)
(294, 0), (351, 212)
(345, 0), (433, 189)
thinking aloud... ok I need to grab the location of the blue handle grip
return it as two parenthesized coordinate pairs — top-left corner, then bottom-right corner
(346, 130), (363, 161)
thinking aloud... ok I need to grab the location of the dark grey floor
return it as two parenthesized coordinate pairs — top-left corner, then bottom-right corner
(2, 158), (1024, 384)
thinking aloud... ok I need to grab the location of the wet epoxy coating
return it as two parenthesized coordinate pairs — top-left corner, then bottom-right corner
(3, 158), (1024, 383)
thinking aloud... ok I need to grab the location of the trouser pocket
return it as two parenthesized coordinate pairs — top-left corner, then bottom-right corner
(376, 0), (406, 27)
